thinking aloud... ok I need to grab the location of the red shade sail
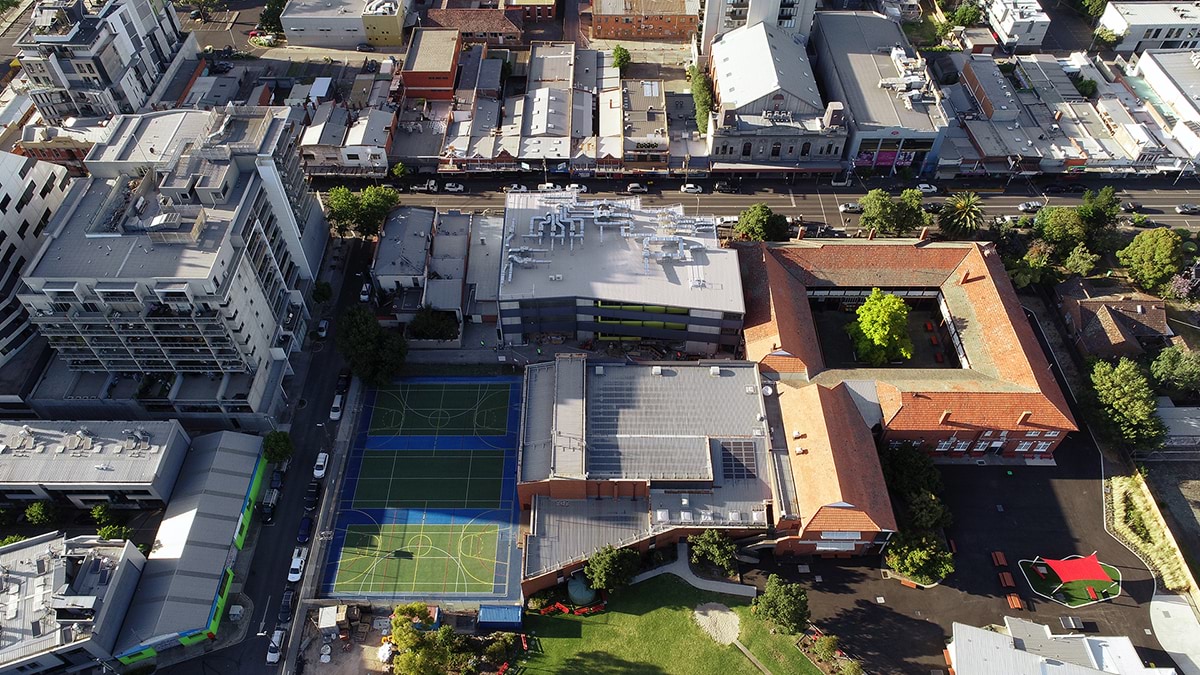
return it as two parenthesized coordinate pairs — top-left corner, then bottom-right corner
(1044, 554), (1108, 584)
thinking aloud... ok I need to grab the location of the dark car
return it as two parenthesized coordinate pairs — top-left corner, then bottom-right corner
(1044, 184), (1067, 194)
(356, 43), (376, 52)
(269, 469), (283, 490)
(922, 202), (943, 214)
(297, 516), (313, 543)
(304, 481), (321, 512)
(714, 180), (739, 194)
(1066, 184), (1088, 193)
(277, 588), (295, 624)
(336, 369), (351, 395)
(1120, 201), (1142, 213)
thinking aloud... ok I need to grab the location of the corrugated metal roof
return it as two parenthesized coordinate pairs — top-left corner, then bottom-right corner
(0, 420), (187, 487)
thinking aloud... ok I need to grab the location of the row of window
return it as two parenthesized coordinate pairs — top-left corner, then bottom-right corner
(933, 439), (1053, 452)
(713, 140), (839, 158)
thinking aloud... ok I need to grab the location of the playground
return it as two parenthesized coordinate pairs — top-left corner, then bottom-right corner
(1019, 554), (1122, 608)
(322, 377), (522, 599)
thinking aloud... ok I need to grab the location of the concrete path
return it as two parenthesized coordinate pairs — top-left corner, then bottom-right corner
(732, 640), (772, 674)
(1151, 594), (1200, 675)
(631, 543), (757, 598)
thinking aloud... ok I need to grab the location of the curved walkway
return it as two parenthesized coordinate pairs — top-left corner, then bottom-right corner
(631, 542), (758, 598)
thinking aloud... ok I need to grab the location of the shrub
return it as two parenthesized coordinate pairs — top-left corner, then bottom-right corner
(24, 501), (55, 526)
(97, 525), (134, 541)
(813, 635), (840, 661)
(91, 503), (113, 526)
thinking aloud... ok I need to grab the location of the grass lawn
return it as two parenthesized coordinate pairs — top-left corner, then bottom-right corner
(1019, 559), (1121, 608)
(523, 574), (821, 675)
(902, 16), (941, 46)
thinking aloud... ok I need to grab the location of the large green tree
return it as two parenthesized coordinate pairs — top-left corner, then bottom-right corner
(938, 191), (985, 238)
(612, 44), (631, 72)
(846, 288), (913, 366)
(859, 189), (930, 236)
(324, 186), (400, 237)
(584, 544), (640, 592)
(325, 186), (360, 236)
(336, 305), (409, 387)
(884, 532), (955, 585)
(25, 501), (55, 526)
(1080, 0), (1107, 18)
(1077, 186), (1120, 252)
(688, 66), (714, 135)
(263, 430), (294, 463)
(1063, 243), (1100, 277)
(97, 525), (134, 541)
(1117, 227), (1183, 291)
(1151, 346), (1200, 396)
(689, 529), (737, 574)
(1091, 358), (1166, 450)
(1035, 207), (1087, 255)
(752, 574), (810, 634)
(735, 203), (789, 241)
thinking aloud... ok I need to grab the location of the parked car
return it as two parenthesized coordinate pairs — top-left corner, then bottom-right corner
(1043, 184), (1067, 194)
(330, 394), (344, 421)
(411, 179), (438, 193)
(277, 588), (295, 623)
(626, 183), (648, 193)
(1176, 203), (1200, 215)
(316, 319), (329, 339)
(680, 183), (703, 194)
(296, 516), (313, 544)
(443, 182), (465, 193)
(1017, 201), (1044, 213)
(359, 283), (371, 302)
(336, 369), (351, 395)
(921, 202), (943, 214)
(502, 184), (528, 193)
(566, 183), (588, 193)
(838, 202), (862, 214)
(313, 452), (329, 479)
(1120, 201), (1142, 213)
(248, 29), (262, 37)
(714, 180), (739, 194)
(303, 480), (321, 511)
(269, 469), (283, 490)
(189, 8), (203, 18)
(536, 183), (561, 192)
(1066, 184), (1088, 193)
(916, 183), (938, 194)
(287, 547), (307, 583)
(260, 488), (280, 525)
(266, 629), (285, 665)
(356, 43), (376, 52)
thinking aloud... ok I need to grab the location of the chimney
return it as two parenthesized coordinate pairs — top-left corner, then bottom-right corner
(939, 410), (952, 425)
(918, 227), (930, 241)
(1017, 411), (1032, 426)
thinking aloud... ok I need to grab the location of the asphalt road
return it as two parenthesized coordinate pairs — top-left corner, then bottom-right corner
(161, 238), (369, 675)
(338, 175), (1200, 230)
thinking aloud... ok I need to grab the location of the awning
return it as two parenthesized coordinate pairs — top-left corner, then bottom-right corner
(1044, 554), (1108, 583)
(710, 161), (843, 173)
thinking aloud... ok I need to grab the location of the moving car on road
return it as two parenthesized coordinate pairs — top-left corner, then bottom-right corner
(566, 183), (588, 193)
(916, 183), (938, 194)
(1120, 201), (1142, 213)
(1176, 203), (1200, 215)
(536, 183), (561, 192)
(443, 183), (465, 193)
(680, 183), (703, 194)
(838, 203), (862, 214)
(502, 184), (528, 193)
(1018, 201), (1044, 213)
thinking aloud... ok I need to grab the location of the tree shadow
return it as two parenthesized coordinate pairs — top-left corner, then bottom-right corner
(556, 651), (670, 674)
(820, 598), (949, 675)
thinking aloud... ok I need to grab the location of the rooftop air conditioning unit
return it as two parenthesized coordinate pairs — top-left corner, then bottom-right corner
(651, 366), (663, 376)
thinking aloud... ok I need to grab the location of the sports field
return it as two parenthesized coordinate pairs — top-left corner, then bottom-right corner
(323, 377), (521, 600)
(333, 521), (500, 594)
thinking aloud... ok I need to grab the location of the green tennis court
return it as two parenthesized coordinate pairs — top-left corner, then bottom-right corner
(370, 383), (511, 436)
(353, 450), (507, 509)
(333, 523), (500, 594)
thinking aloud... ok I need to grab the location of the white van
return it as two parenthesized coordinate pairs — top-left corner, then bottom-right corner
(266, 629), (285, 664)
(330, 394), (344, 421)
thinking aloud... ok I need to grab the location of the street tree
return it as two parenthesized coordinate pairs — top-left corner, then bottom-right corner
(1151, 346), (1200, 395)
(1091, 358), (1166, 450)
(752, 574), (810, 634)
(337, 306), (408, 387)
(390, 162), (409, 180)
(1077, 186), (1120, 251)
(24, 501), (55, 526)
(846, 288), (913, 366)
(896, 188), (934, 235)
(938, 191), (985, 238)
(735, 203), (789, 241)
(325, 186), (359, 236)
(689, 529), (737, 574)
(1035, 207), (1087, 255)
(357, 185), (401, 237)
(263, 430), (294, 463)
(584, 544), (640, 591)
(857, 189), (895, 235)
(612, 44), (631, 72)
(1117, 227), (1183, 291)
(312, 280), (333, 304)
(1063, 243), (1100, 277)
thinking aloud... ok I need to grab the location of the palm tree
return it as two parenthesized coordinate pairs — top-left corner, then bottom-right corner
(938, 191), (986, 239)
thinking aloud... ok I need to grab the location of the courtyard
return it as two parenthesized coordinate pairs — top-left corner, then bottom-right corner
(809, 296), (961, 369)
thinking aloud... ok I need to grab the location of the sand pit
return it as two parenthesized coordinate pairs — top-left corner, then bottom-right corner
(694, 603), (740, 645)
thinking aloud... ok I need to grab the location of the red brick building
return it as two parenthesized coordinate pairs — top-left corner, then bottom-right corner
(398, 28), (462, 101)
(504, 0), (554, 21)
(741, 240), (1077, 460)
(591, 0), (699, 40)
(424, 9), (524, 45)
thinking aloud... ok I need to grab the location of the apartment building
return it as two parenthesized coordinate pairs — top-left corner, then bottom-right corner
(985, 0), (1050, 51)
(15, 0), (190, 123)
(17, 114), (110, 176)
(699, 0), (815, 59)
(592, 0), (699, 40)
(498, 192), (743, 356)
(1100, 2), (1200, 54)
(708, 22), (848, 177)
(1126, 49), (1200, 163)
(0, 533), (145, 675)
(17, 106), (328, 430)
(0, 420), (189, 508)
(281, 0), (406, 48)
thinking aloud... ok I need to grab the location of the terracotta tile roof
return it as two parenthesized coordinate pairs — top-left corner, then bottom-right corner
(738, 243), (824, 377)
(747, 241), (1076, 436)
(779, 382), (897, 534)
(1055, 278), (1169, 358)
(425, 8), (524, 34)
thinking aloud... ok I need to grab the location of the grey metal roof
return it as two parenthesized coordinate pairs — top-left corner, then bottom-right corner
(114, 431), (262, 656)
(374, 207), (434, 279)
(949, 618), (1176, 675)
(524, 497), (649, 578)
(0, 420), (187, 487)
(520, 358), (587, 481)
(711, 22), (823, 113)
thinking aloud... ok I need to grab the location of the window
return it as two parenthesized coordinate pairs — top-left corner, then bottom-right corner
(346, 153), (360, 160)
(0, 195), (9, 213)
(820, 531), (861, 540)
(1044, 431), (1060, 438)
(1025, 431), (1041, 437)
(1034, 441), (1051, 452)
(801, 141), (811, 157)
(982, 430), (993, 437)
(741, 142), (751, 156)
(770, 142), (781, 157)
(955, 440), (970, 452)
(1016, 441), (1032, 452)
(974, 440), (989, 452)
(936, 439), (953, 452)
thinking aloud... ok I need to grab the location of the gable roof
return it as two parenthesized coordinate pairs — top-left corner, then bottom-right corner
(742, 240), (1076, 435)
(425, 8), (524, 34)
(710, 22), (823, 114)
(739, 244), (824, 377)
(1056, 277), (1170, 357)
(779, 382), (896, 533)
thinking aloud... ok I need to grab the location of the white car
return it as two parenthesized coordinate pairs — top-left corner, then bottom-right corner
(537, 183), (561, 192)
(359, 283), (371, 302)
(838, 202), (862, 214)
(330, 394), (344, 422)
(566, 183), (588, 193)
(503, 184), (528, 193)
(313, 452), (329, 479)
(287, 546), (307, 582)
(266, 629), (285, 665)
(443, 182), (465, 193)
(626, 183), (649, 194)
(1017, 201), (1044, 213)
(316, 319), (329, 339)
(680, 183), (703, 194)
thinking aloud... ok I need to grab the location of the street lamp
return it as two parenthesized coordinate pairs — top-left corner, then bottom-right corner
(256, 594), (272, 637)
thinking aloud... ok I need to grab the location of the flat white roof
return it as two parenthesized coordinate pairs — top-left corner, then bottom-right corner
(0, 420), (186, 487)
(1107, 1), (1200, 25)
